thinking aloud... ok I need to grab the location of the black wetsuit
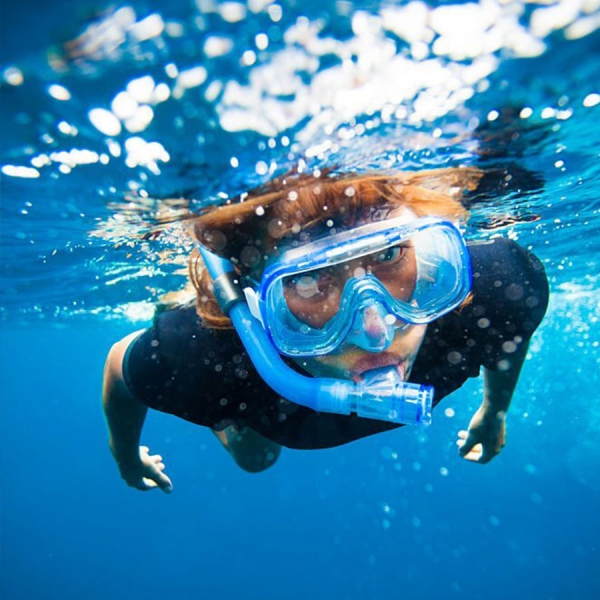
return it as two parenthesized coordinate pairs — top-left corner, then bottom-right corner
(123, 238), (549, 449)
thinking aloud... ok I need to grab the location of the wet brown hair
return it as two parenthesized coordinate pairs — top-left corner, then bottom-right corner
(188, 167), (482, 329)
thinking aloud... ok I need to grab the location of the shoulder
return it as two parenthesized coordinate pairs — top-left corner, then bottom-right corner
(119, 303), (237, 406)
(104, 329), (147, 383)
(133, 302), (208, 360)
(468, 237), (545, 279)
(466, 237), (549, 336)
(153, 301), (201, 331)
(128, 302), (241, 367)
(469, 238), (548, 300)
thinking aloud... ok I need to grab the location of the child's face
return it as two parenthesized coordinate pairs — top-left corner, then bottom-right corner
(285, 205), (428, 378)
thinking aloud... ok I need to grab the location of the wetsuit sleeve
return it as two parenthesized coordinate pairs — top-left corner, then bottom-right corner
(122, 305), (248, 429)
(122, 307), (201, 415)
(468, 238), (549, 371)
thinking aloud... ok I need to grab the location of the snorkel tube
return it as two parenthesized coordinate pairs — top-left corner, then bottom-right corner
(199, 247), (433, 426)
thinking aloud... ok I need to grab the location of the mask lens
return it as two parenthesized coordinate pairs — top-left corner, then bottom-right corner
(282, 268), (343, 330)
(367, 243), (417, 303)
(281, 243), (418, 330)
(409, 226), (466, 313)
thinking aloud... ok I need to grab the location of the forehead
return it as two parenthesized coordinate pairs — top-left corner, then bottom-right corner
(356, 205), (416, 226)
(247, 204), (418, 278)
(270, 207), (419, 262)
(289, 204), (416, 243)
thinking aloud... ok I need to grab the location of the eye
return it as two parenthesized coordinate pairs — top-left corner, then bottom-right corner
(285, 269), (338, 300)
(285, 274), (320, 299)
(295, 275), (320, 298)
(375, 245), (405, 264)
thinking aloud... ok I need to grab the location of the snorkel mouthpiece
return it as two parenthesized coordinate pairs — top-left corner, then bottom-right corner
(349, 367), (432, 425)
(199, 247), (433, 426)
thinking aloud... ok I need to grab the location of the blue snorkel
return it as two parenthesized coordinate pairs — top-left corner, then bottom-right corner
(199, 246), (433, 426)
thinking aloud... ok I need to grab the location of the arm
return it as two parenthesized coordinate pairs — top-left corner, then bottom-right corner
(103, 331), (173, 492)
(457, 340), (529, 464)
(213, 425), (281, 473)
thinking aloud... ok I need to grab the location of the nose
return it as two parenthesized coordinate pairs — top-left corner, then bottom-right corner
(362, 305), (390, 340)
(348, 301), (396, 352)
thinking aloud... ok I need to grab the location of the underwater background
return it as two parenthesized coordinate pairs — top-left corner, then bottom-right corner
(1, 0), (599, 598)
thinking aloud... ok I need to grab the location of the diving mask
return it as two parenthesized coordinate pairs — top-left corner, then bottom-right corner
(244, 216), (472, 357)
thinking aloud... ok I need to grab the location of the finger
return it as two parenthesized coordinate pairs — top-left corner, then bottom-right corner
(141, 477), (159, 489)
(158, 475), (173, 494)
(157, 462), (166, 471)
(457, 430), (468, 440)
(151, 454), (163, 463)
(458, 433), (478, 457)
(463, 453), (481, 462)
(477, 444), (500, 464)
(151, 469), (173, 494)
(459, 436), (482, 457)
(458, 442), (482, 454)
(130, 477), (158, 491)
(464, 444), (499, 464)
(462, 445), (483, 462)
(463, 445), (482, 457)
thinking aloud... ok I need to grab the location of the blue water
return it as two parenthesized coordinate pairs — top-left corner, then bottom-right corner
(1, 1), (600, 599)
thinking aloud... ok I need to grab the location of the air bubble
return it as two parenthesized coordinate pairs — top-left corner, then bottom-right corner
(48, 84), (71, 101)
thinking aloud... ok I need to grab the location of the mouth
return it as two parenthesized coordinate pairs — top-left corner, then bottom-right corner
(350, 353), (407, 383)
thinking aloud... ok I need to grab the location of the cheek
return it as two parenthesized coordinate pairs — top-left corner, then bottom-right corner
(378, 251), (418, 302)
(284, 289), (342, 329)
(390, 325), (427, 358)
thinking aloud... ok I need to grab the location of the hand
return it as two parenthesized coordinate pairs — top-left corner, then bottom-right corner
(457, 406), (506, 464)
(117, 446), (173, 493)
